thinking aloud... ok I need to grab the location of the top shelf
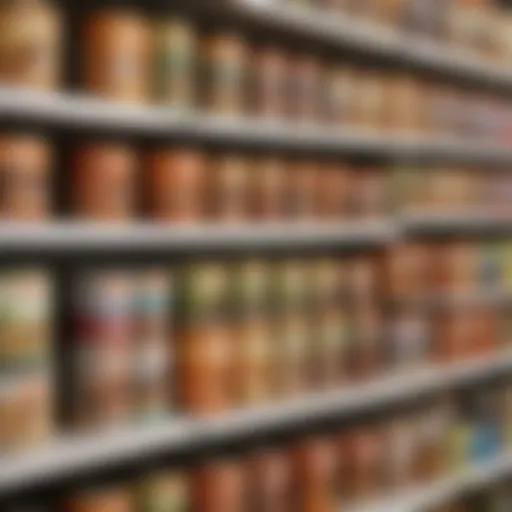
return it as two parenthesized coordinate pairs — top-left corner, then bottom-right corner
(226, 0), (512, 91)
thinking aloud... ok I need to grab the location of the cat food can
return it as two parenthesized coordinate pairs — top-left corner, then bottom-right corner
(82, 8), (151, 102)
(147, 148), (204, 223)
(72, 143), (137, 222)
(0, 134), (52, 221)
(154, 18), (195, 109)
(0, 0), (62, 90)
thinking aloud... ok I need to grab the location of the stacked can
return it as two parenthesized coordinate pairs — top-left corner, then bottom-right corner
(72, 270), (134, 430)
(0, 269), (53, 453)
(136, 470), (189, 512)
(132, 269), (172, 422)
(177, 262), (232, 416)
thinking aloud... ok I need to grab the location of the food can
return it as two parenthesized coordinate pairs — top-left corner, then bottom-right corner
(272, 260), (308, 313)
(247, 450), (291, 512)
(437, 241), (479, 295)
(249, 46), (287, 119)
(347, 255), (378, 308)
(384, 73), (422, 134)
(251, 156), (285, 221)
(154, 18), (195, 109)
(132, 269), (172, 421)
(287, 54), (321, 123)
(72, 143), (137, 222)
(0, 0), (61, 90)
(293, 437), (338, 512)
(0, 372), (53, 453)
(191, 460), (245, 512)
(310, 258), (340, 308)
(207, 154), (249, 223)
(316, 164), (352, 220)
(72, 270), (134, 429)
(146, 148), (204, 223)
(346, 428), (382, 502)
(65, 488), (133, 512)
(231, 259), (268, 318)
(286, 159), (317, 221)
(0, 269), (53, 374)
(200, 32), (246, 116)
(136, 471), (188, 512)
(82, 8), (151, 102)
(356, 70), (385, 131)
(0, 134), (52, 221)
(353, 168), (388, 219)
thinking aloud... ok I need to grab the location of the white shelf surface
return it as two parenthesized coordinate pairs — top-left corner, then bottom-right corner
(2, 352), (512, 495)
(350, 455), (512, 512)
(0, 220), (397, 253)
(230, 0), (512, 89)
(0, 87), (511, 162)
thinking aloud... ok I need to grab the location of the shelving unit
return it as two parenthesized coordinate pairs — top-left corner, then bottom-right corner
(3, 0), (512, 509)
(2, 352), (512, 497)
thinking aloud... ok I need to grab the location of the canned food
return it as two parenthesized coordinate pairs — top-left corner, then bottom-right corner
(0, 0), (61, 90)
(207, 154), (249, 223)
(200, 32), (246, 115)
(147, 148), (204, 223)
(0, 269), (53, 374)
(192, 460), (245, 512)
(0, 134), (52, 221)
(287, 54), (321, 123)
(316, 164), (352, 220)
(293, 438), (338, 512)
(286, 160), (317, 221)
(251, 156), (285, 221)
(82, 8), (151, 102)
(154, 18), (195, 109)
(65, 488), (133, 512)
(72, 143), (137, 222)
(249, 46), (288, 119)
(136, 471), (188, 512)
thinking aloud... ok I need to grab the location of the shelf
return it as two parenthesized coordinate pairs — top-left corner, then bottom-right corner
(1, 87), (511, 162)
(2, 352), (512, 497)
(350, 455), (512, 512)
(0, 221), (395, 255)
(403, 213), (512, 237)
(227, 0), (512, 91)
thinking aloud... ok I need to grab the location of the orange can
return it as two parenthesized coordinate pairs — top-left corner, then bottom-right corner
(146, 148), (205, 223)
(0, 134), (52, 220)
(0, 0), (62, 90)
(72, 143), (137, 222)
(82, 8), (151, 102)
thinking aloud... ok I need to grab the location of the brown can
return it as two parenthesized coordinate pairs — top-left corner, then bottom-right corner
(316, 163), (352, 220)
(207, 154), (249, 223)
(249, 46), (288, 119)
(355, 70), (385, 131)
(287, 54), (321, 123)
(384, 73), (422, 134)
(192, 460), (245, 512)
(200, 32), (246, 115)
(136, 471), (189, 511)
(286, 159), (317, 221)
(0, 0), (61, 90)
(146, 148), (204, 223)
(248, 450), (291, 512)
(347, 428), (382, 502)
(72, 143), (137, 222)
(154, 18), (196, 109)
(251, 156), (285, 221)
(293, 438), (338, 512)
(65, 488), (133, 512)
(0, 134), (52, 221)
(82, 9), (151, 103)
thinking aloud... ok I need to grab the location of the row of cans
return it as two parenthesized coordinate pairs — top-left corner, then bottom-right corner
(286, 0), (512, 62)
(2, 2), (512, 143)
(0, 269), (54, 454)
(11, 383), (512, 512)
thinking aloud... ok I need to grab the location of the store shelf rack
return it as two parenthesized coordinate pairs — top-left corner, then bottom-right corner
(227, 0), (512, 91)
(350, 455), (512, 512)
(1, 87), (511, 163)
(2, 352), (512, 497)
